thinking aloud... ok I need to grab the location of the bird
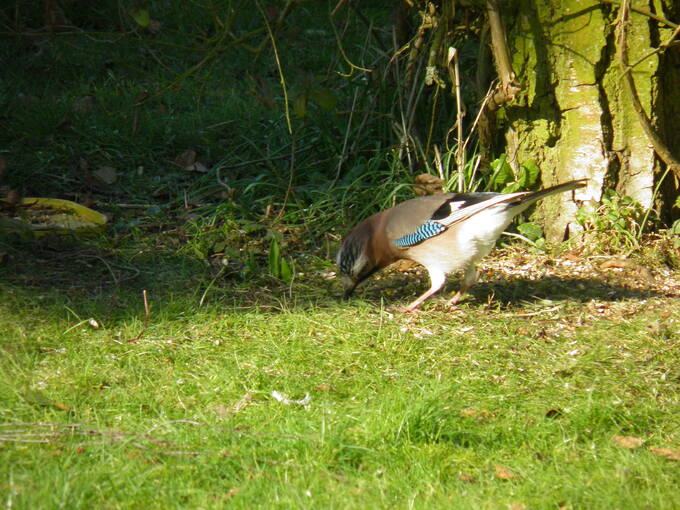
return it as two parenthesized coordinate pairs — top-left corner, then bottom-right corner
(336, 179), (587, 312)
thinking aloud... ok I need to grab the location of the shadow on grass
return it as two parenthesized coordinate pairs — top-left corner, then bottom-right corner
(349, 269), (669, 309)
(0, 236), (672, 321)
(0, 235), (337, 317)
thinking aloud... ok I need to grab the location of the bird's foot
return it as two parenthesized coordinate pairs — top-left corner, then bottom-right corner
(398, 305), (421, 314)
(445, 292), (463, 308)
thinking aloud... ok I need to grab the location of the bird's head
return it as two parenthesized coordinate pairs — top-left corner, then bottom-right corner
(336, 228), (378, 298)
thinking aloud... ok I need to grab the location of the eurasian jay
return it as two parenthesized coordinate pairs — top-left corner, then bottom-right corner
(336, 179), (586, 312)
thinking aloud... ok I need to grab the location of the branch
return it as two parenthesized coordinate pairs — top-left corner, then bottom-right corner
(602, 0), (678, 29)
(476, 0), (521, 171)
(617, 0), (680, 180)
(486, 0), (521, 103)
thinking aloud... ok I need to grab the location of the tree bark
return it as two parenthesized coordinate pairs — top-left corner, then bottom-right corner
(501, 0), (679, 241)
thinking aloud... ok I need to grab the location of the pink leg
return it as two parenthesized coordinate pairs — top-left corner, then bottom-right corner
(401, 268), (446, 313)
(446, 265), (477, 308)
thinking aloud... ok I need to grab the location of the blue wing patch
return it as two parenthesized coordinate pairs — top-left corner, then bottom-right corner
(393, 220), (446, 247)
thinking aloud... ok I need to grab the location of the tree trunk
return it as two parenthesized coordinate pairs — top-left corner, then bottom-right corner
(501, 0), (679, 242)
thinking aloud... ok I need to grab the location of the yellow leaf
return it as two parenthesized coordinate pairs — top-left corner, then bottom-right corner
(612, 435), (644, 449)
(494, 463), (517, 480)
(649, 447), (680, 461)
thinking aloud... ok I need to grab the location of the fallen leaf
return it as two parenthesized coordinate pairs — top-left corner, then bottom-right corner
(649, 447), (680, 461)
(494, 463), (517, 480)
(599, 259), (629, 270)
(510, 504), (527, 510)
(313, 383), (340, 393)
(216, 392), (253, 416)
(545, 408), (563, 419)
(457, 473), (475, 483)
(175, 150), (196, 168)
(612, 435), (644, 449)
(93, 166), (117, 184)
(599, 259), (654, 281)
(190, 161), (209, 173)
(72, 95), (95, 114)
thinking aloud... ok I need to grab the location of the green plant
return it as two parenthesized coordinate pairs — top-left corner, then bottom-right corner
(488, 155), (540, 193)
(576, 189), (647, 251)
(268, 235), (293, 282)
(503, 221), (548, 253)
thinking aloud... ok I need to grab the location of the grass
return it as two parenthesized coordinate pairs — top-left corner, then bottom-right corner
(1, 236), (678, 509)
(2, 3), (679, 508)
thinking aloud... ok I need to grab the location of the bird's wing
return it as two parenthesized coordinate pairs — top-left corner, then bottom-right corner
(388, 179), (587, 248)
(387, 192), (522, 248)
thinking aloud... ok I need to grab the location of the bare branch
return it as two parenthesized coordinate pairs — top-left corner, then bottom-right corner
(486, 0), (521, 103)
(602, 0), (678, 29)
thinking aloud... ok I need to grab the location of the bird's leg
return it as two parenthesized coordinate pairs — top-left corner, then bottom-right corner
(401, 268), (447, 313)
(446, 265), (477, 308)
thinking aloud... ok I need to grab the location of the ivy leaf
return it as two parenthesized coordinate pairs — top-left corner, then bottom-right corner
(129, 8), (150, 27)
(519, 160), (540, 187)
(293, 93), (307, 119)
(517, 222), (543, 241)
(670, 219), (680, 235)
(490, 155), (514, 189)
(309, 87), (337, 111)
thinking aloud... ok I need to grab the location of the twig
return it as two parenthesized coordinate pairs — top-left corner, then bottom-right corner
(216, 145), (313, 171)
(93, 202), (155, 209)
(199, 266), (225, 307)
(447, 47), (466, 192)
(601, 0), (678, 29)
(502, 305), (564, 318)
(274, 134), (297, 221)
(332, 87), (360, 186)
(330, 6), (372, 77)
(93, 255), (119, 286)
(486, 0), (520, 101)
(255, 0), (292, 135)
(127, 290), (150, 343)
(145, 419), (202, 435)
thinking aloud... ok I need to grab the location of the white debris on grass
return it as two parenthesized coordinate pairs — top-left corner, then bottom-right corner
(271, 390), (311, 410)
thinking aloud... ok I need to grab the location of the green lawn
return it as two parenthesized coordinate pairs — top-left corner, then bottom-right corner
(1, 4), (678, 506)
(1, 238), (678, 509)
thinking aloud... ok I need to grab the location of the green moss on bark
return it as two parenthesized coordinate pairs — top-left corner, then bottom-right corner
(501, 0), (667, 241)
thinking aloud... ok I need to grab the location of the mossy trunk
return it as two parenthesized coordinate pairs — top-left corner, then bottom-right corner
(501, 0), (679, 242)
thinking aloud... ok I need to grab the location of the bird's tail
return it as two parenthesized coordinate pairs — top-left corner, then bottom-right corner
(519, 179), (587, 205)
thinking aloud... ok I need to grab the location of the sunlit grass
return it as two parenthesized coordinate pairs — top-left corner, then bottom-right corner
(1, 240), (678, 509)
